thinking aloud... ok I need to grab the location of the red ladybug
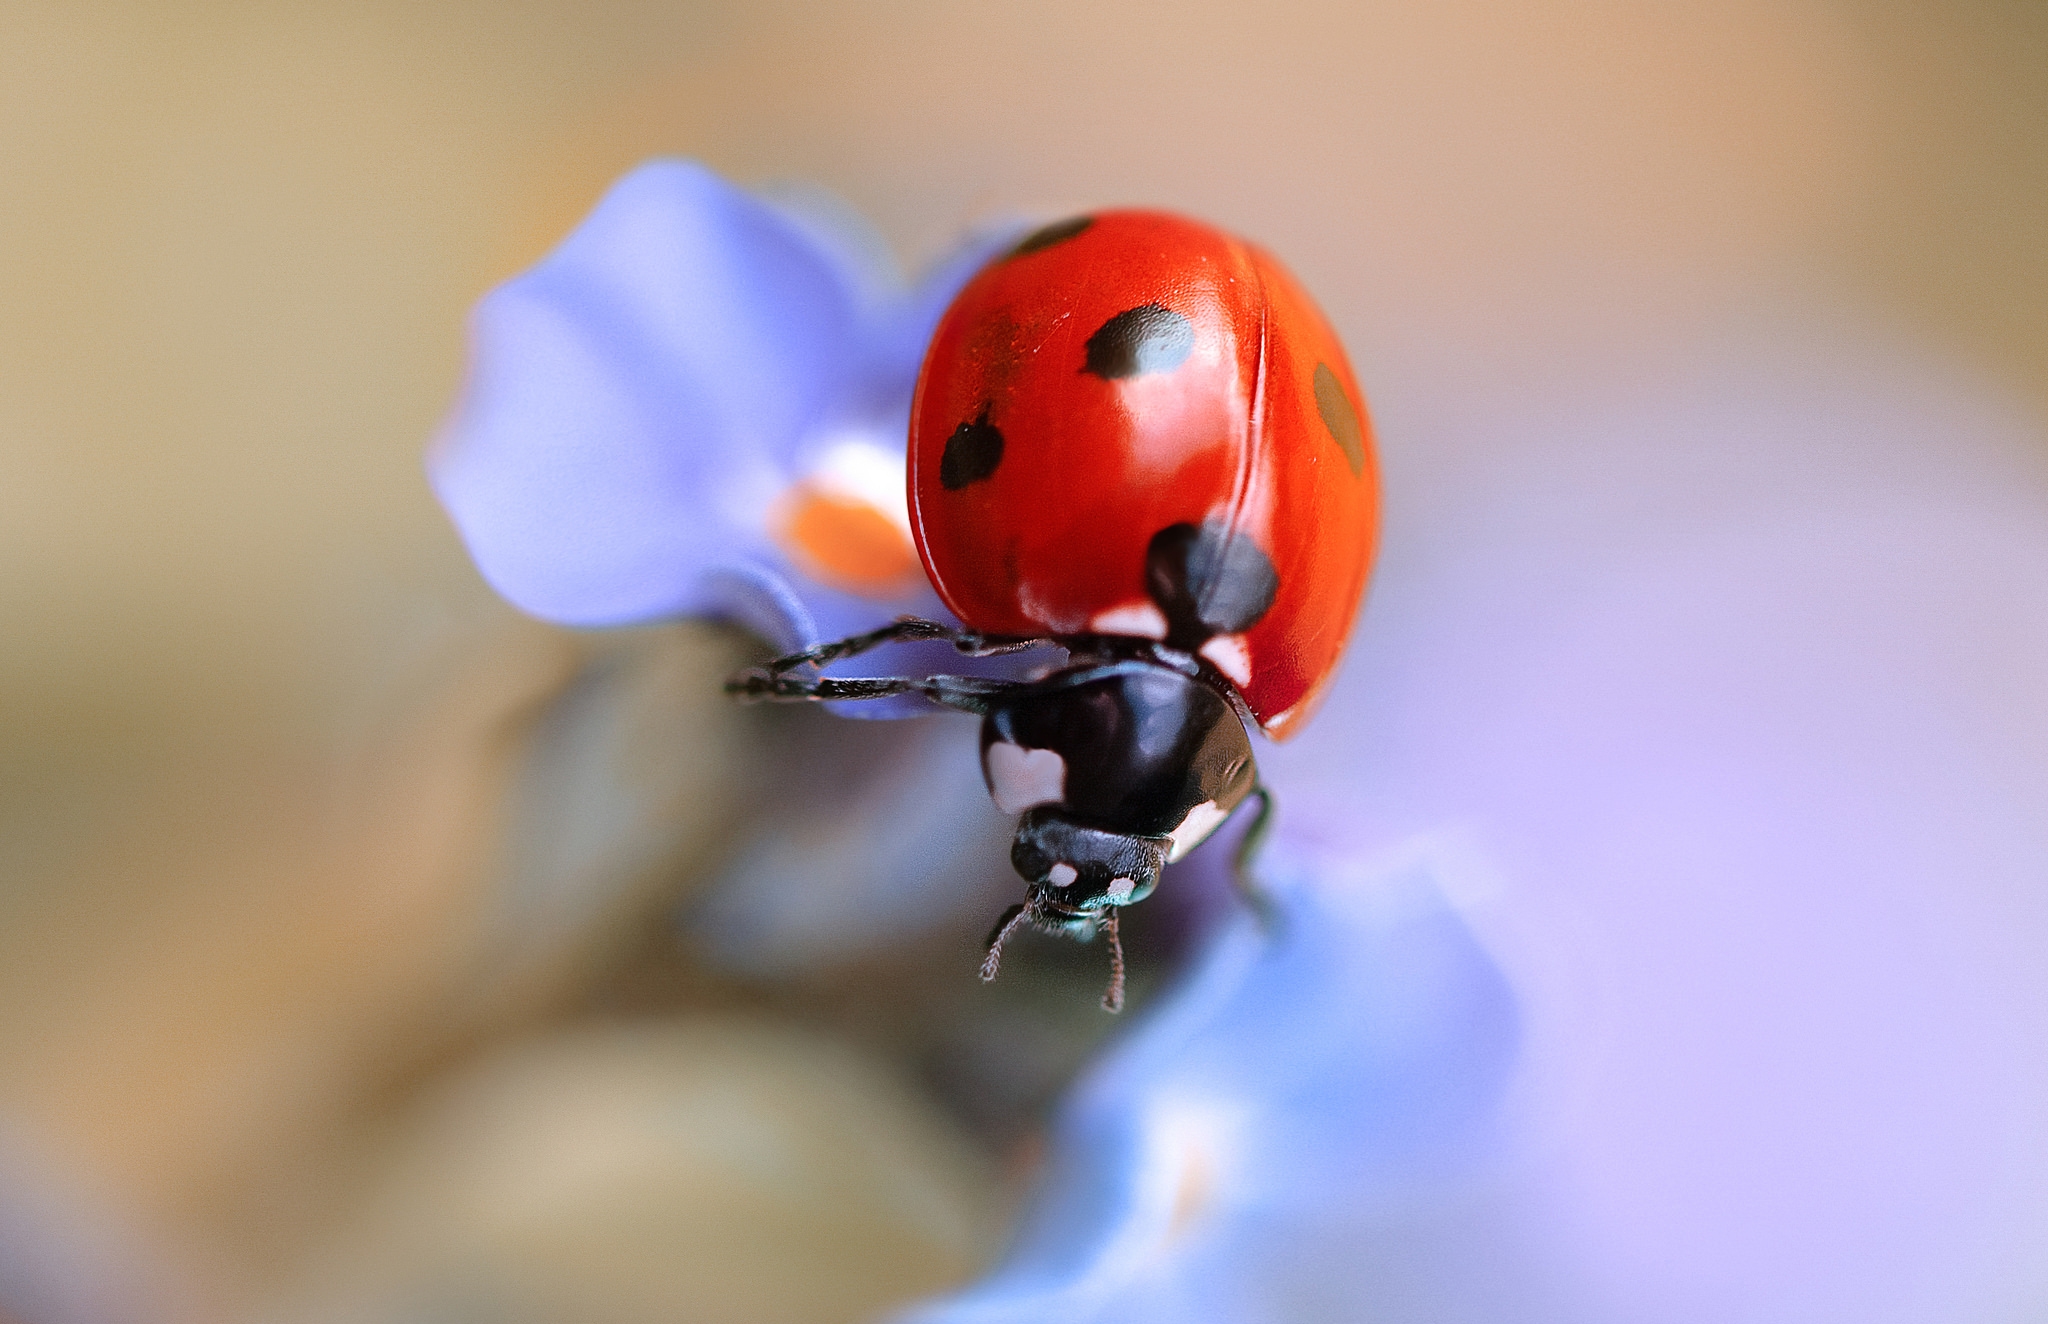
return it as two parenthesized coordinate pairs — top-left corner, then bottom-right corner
(732, 211), (1379, 1010)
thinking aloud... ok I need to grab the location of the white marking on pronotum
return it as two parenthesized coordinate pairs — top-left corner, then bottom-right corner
(1106, 877), (1136, 905)
(1166, 799), (1229, 862)
(1089, 601), (1169, 639)
(985, 742), (1067, 815)
(1199, 633), (1253, 686)
(1047, 862), (1079, 888)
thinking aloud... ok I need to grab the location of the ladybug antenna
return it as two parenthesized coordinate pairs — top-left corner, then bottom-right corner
(980, 901), (1032, 984)
(1100, 908), (1126, 1014)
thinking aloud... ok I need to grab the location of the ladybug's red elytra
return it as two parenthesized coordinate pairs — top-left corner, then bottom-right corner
(731, 210), (1380, 1011)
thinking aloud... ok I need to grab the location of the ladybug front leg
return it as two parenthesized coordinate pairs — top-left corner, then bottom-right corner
(745, 615), (1047, 676)
(726, 666), (1024, 717)
(725, 615), (1051, 710)
(747, 615), (958, 673)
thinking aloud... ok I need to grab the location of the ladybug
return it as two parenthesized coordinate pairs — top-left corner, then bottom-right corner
(731, 210), (1379, 1010)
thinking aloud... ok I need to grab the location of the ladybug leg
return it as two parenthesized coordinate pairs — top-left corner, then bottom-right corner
(1230, 782), (1281, 930)
(725, 617), (1054, 699)
(760, 615), (1049, 671)
(950, 632), (1056, 659)
(746, 616), (963, 675)
(726, 667), (1023, 715)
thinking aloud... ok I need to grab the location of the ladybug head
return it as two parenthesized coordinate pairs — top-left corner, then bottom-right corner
(979, 810), (1167, 1014)
(1009, 808), (1167, 924)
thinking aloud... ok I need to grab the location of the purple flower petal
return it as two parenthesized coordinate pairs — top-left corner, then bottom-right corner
(430, 160), (880, 628)
(430, 162), (1048, 674)
(897, 847), (1518, 1324)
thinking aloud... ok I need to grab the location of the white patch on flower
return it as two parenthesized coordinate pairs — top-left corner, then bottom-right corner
(798, 433), (913, 539)
(985, 742), (1067, 815)
(1199, 633), (1253, 686)
(1089, 601), (1169, 640)
(1139, 1098), (1250, 1246)
(1165, 799), (1229, 862)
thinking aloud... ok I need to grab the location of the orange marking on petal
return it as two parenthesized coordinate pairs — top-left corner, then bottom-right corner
(1167, 1136), (1215, 1239)
(775, 484), (922, 597)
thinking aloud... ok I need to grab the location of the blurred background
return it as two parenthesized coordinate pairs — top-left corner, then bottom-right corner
(2, 1), (2046, 1321)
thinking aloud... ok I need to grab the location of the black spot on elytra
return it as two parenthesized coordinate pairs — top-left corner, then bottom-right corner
(1313, 362), (1366, 477)
(1145, 520), (1279, 646)
(940, 407), (1004, 490)
(1083, 305), (1195, 380)
(1007, 215), (1093, 259)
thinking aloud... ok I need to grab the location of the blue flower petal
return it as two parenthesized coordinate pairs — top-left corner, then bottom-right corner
(899, 843), (1519, 1324)
(430, 160), (878, 627)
